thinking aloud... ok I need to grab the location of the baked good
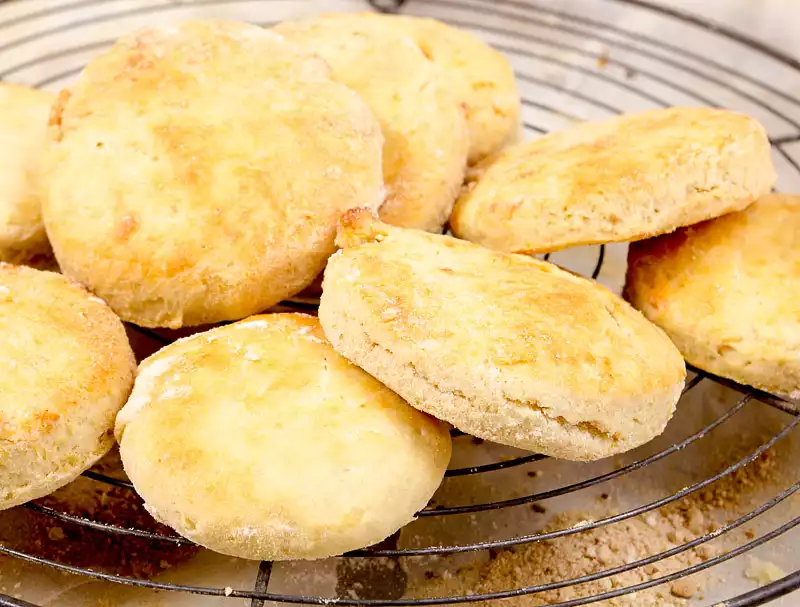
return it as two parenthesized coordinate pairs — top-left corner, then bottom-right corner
(319, 210), (686, 461)
(388, 15), (520, 164)
(0, 83), (55, 265)
(0, 448), (199, 578)
(115, 313), (451, 560)
(625, 194), (799, 401)
(451, 107), (776, 253)
(43, 21), (384, 328)
(274, 13), (468, 232)
(0, 264), (135, 510)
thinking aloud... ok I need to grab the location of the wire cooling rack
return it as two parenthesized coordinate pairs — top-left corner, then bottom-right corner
(1, 0), (800, 605)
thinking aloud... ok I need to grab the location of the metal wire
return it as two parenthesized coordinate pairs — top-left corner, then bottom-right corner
(1, 0), (799, 605)
(2, 478), (799, 606)
(431, 0), (800, 129)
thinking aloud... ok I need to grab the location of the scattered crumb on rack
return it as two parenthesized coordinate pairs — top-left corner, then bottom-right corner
(0, 450), (198, 582)
(409, 449), (783, 606)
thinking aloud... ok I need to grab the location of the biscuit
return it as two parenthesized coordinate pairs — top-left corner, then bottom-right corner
(43, 21), (384, 328)
(625, 194), (799, 402)
(0, 84), (55, 265)
(274, 13), (469, 232)
(451, 107), (776, 253)
(0, 448), (199, 578)
(387, 15), (520, 164)
(319, 210), (686, 461)
(0, 264), (135, 510)
(115, 313), (451, 560)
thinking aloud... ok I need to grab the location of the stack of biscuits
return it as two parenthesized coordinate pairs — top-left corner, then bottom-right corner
(0, 12), (796, 564)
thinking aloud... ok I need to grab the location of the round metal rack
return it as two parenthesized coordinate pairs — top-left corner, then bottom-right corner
(1, 0), (799, 605)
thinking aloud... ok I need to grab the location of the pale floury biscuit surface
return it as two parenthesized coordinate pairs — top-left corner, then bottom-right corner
(116, 314), (451, 560)
(275, 13), (469, 232)
(451, 107), (776, 253)
(320, 211), (686, 461)
(387, 15), (521, 164)
(0, 264), (135, 510)
(0, 84), (55, 265)
(625, 194), (800, 402)
(43, 21), (384, 328)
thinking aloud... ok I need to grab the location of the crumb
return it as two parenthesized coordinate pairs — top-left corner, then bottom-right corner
(696, 544), (719, 560)
(0, 450), (198, 579)
(531, 504), (546, 514)
(744, 557), (785, 585)
(224, 586), (233, 596)
(412, 503), (706, 606)
(670, 579), (695, 598)
(411, 448), (782, 606)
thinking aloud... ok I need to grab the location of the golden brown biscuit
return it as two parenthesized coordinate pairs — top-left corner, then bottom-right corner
(388, 15), (520, 164)
(116, 313), (451, 560)
(43, 21), (384, 328)
(451, 107), (776, 253)
(625, 194), (799, 402)
(0, 264), (135, 510)
(319, 210), (686, 461)
(0, 84), (55, 265)
(275, 13), (469, 232)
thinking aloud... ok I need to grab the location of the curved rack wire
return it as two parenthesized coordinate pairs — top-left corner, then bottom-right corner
(1, 0), (799, 605)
